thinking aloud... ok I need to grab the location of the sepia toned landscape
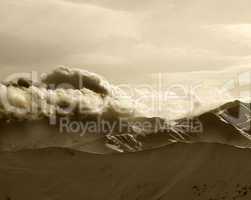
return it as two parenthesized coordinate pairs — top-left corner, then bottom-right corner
(1, 0), (251, 199)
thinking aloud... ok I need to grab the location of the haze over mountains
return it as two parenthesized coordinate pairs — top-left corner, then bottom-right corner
(0, 67), (251, 154)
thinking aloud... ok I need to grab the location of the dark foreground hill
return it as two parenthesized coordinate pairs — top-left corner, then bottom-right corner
(0, 143), (251, 200)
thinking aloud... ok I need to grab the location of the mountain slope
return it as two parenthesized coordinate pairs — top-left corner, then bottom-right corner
(1, 143), (251, 200)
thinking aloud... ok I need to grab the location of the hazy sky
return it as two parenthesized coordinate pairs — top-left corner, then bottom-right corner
(1, 0), (251, 81)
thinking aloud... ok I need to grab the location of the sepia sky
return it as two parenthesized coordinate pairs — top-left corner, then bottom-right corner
(1, 0), (251, 81)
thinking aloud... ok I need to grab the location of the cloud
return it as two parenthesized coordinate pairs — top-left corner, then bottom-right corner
(1, 0), (251, 80)
(0, 32), (68, 65)
(62, 0), (251, 24)
(61, 0), (155, 11)
(0, 0), (139, 65)
(205, 24), (251, 48)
